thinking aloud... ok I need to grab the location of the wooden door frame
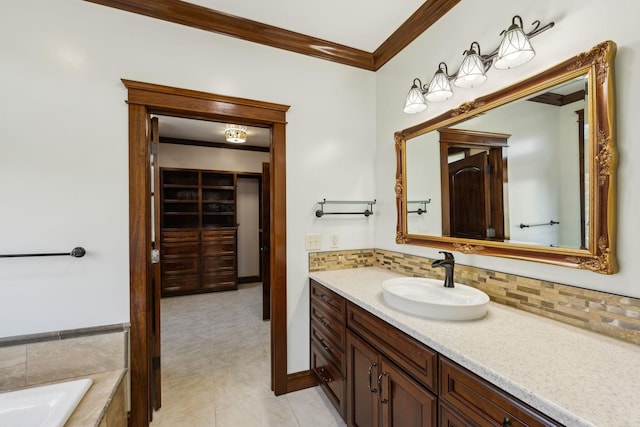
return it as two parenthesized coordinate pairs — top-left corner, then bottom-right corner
(123, 79), (290, 427)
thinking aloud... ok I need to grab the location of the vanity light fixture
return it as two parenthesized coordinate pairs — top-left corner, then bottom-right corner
(402, 15), (554, 114)
(224, 124), (247, 143)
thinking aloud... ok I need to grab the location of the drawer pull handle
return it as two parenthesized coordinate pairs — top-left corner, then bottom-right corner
(318, 367), (332, 383)
(367, 362), (378, 393)
(319, 338), (330, 352)
(503, 417), (512, 426)
(377, 372), (388, 404)
(319, 317), (329, 327)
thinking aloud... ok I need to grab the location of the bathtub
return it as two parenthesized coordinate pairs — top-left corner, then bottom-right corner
(0, 378), (92, 427)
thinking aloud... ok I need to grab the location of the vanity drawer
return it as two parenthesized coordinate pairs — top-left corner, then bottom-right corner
(311, 321), (345, 375)
(162, 258), (200, 275)
(347, 302), (437, 393)
(161, 230), (199, 242)
(161, 242), (199, 259)
(310, 299), (345, 347)
(311, 341), (346, 419)
(439, 357), (562, 427)
(310, 280), (345, 321)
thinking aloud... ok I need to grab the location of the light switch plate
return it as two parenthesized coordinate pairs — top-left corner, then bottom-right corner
(305, 233), (321, 251)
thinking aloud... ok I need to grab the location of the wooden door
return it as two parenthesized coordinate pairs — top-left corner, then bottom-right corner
(346, 331), (380, 427)
(261, 162), (271, 320)
(150, 117), (162, 412)
(448, 152), (491, 239)
(378, 357), (437, 427)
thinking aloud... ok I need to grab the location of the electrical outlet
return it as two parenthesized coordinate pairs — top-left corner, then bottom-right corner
(330, 233), (339, 248)
(305, 233), (321, 251)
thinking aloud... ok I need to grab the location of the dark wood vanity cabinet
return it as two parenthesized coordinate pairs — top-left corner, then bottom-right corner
(310, 280), (347, 418)
(439, 358), (561, 427)
(310, 279), (564, 427)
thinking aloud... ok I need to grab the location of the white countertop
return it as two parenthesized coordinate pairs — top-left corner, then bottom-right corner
(309, 267), (640, 427)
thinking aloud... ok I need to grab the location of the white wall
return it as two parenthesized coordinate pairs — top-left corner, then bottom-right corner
(375, 0), (640, 298)
(0, 0), (377, 373)
(237, 178), (260, 278)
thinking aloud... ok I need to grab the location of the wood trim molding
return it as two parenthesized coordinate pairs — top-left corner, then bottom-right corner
(85, 0), (373, 70)
(84, 0), (458, 71)
(286, 370), (318, 393)
(125, 80), (290, 426)
(373, 0), (461, 70)
(159, 136), (270, 153)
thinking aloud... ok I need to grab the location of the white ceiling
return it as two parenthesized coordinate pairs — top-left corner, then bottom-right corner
(157, 116), (272, 148)
(185, 0), (427, 52)
(157, 1), (429, 147)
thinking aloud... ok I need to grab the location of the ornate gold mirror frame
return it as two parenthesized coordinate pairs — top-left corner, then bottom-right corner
(395, 41), (617, 273)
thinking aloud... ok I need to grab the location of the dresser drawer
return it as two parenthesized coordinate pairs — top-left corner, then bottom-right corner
(310, 280), (345, 321)
(439, 357), (562, 427)
(161, 242), (199, 259)
(311, 341), (345, 419)
(202, 241), (236, 256)
(161, 275), (200, 294)
(311, 321), (345, 375)
(201, 272), (236, 290)
(162, 258), (200, 275)
(161, 230), (199, 242)
(201, 229), (236, 241)
(202, 255), (235, 272)
(310, 300), (345, 348)
(347, 302), (437, 393)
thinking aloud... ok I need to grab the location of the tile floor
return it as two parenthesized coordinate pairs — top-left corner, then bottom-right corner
(150, 282), (346, 427)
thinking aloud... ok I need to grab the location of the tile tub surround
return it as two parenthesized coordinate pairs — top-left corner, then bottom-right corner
(309, 249), (640, 345)
(310, 267), (640, 426)
(0, 328), (128, 392)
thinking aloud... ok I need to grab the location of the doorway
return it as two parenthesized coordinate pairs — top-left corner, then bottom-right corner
(123, 79), (291, 427)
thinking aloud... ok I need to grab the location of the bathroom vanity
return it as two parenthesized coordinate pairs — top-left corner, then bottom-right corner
(309, 267), (640, 426)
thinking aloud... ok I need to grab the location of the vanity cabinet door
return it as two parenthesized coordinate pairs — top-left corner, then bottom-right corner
(346, 331), (380, 427)
(347, 330), (437, 427)
(378, 357), (437, 427)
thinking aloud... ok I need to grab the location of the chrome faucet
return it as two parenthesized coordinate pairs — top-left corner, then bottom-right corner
(431, 251), (455, 288)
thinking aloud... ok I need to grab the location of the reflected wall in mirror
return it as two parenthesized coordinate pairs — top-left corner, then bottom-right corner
(395, 41), (617, 273)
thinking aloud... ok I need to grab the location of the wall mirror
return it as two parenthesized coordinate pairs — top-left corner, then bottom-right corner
(395, 41), (617, 273)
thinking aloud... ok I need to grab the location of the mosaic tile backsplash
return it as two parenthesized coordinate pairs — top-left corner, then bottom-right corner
(309, 249), (640, 346)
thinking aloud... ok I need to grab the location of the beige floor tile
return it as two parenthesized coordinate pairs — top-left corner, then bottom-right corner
(215, 395), (299, 427)
(151, 282), (343, 426)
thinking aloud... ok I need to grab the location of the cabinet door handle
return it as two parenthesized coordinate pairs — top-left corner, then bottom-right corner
(502, 417), (512, 426)
(377, 372), (388, 404)
(317, 367), (332, 383)
(319, 338), (330, 352)
(367, 362), (378, 393)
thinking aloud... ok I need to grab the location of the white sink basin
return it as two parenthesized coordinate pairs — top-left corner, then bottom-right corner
(382, 277), (489, 321)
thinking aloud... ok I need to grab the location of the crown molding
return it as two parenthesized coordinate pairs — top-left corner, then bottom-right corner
(85, 0), (459, 71)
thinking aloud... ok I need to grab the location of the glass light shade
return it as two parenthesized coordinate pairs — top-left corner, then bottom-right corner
(426, 67), (453, 102)
(224, 125), (247, 143)
(403, 82), (427, 114)
(494, 25), (535, 69)
(454, 46), (487, 88)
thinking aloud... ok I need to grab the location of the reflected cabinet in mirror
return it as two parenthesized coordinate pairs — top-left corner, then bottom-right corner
(395, 41), (617, 273)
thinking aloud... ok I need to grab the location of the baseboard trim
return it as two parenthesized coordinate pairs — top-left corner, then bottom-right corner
(286, 370), (318, 393)
(238, 276), (261, 284)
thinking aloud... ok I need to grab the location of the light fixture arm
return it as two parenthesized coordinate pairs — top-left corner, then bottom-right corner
(403, 15), (554, 113)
